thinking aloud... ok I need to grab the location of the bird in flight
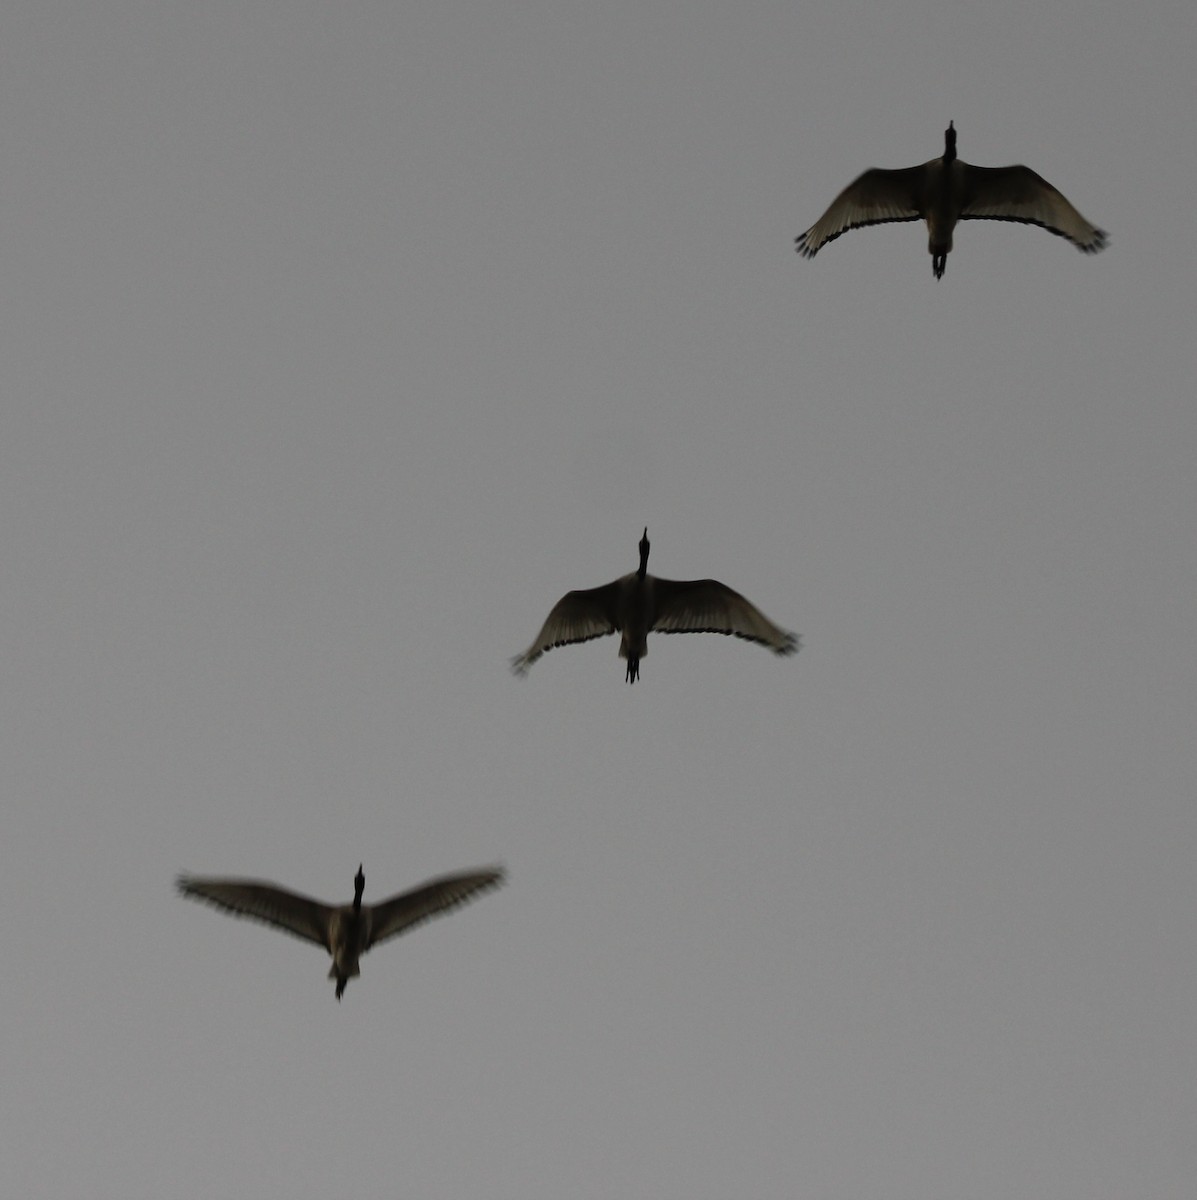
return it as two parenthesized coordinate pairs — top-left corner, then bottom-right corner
(512, 528), (798, 683)
(177, 863), (504, 999)
(795, 122), (1107, 278)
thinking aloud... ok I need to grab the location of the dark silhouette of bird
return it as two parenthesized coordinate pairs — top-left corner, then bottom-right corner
(512, 528), (798, 683)
(796, 122), (1106, 278)
(177, 863), (504, 999)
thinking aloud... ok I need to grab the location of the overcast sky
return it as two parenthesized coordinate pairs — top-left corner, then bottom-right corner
(2, 2), (1195, 1197)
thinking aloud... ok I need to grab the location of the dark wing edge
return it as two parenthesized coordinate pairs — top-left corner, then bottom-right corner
(958, 164), (1107, 253)
(367, 867), (506, 948)
(796, 165), (927, 258)
(510, 582), (622, 675)
(797, 213), (923, 258)
(651, 578), (800, 656)
(175, 876), (333, 948)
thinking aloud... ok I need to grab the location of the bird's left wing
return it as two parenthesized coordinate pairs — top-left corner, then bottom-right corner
(176, 876), (332, 949)
(510, 581), (622, 675)
(796, 164), (927, 258)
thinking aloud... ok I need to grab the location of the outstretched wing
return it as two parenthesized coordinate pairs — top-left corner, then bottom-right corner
(650, 578), (799, 655)
(958, 164), (1107, 252)
(510, 580), (623, 675)
(367, 867), (505, 948)
(796, 164), (928, 258)
(176, 875), (332, 949)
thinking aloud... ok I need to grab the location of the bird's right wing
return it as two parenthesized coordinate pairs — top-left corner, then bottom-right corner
(176, 876), (332, 949)
(958, 164), (1107, 252)
(367, 868), (505, 947)
(796, 163), (928, 257)
(651, 578), (799, 655)
(510, 581), (622, 675)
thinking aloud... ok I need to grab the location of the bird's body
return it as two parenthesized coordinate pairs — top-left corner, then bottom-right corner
(176, 864), (504, 999)
(511, 528), (798, 683)
(796, 122), (1106, 278)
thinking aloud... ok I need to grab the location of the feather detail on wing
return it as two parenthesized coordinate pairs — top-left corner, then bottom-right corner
(650, 579), (800, 655)
(176, 876), (332, 949)
(958, 165), (1107, 252)
(510, 581), (623, 675)
(367, 868), (505, 947)
(796, 164), (928, 257)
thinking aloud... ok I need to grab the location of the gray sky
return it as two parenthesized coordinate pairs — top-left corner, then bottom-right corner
(2, 1), (1194, 1196)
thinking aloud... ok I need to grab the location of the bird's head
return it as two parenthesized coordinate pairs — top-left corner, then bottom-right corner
(353, 864), (365, 910)
(944, 121), (957, 162)
(638, 527), (650, 578)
